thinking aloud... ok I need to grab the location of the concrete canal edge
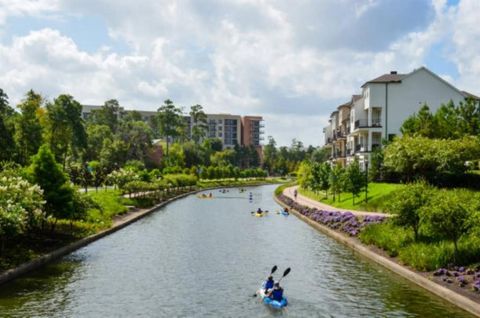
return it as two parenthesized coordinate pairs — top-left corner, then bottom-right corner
(0, 184), (273, 287)
(274, 195), (480, 318)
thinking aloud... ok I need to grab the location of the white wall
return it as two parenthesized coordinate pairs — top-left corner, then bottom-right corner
(364, 68), (466, 137)
(387, 68), (465, 135)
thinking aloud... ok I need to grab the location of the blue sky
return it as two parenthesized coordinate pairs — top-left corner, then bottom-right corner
(0, 0), (479, 146)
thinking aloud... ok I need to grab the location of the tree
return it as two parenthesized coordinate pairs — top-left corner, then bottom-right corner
(189, 104), (208, 144)
(117, 120), (152, 163)
(29, 145), (75, 230)
(15, 90), (44, 164)
(88, 160), (107, 192)
(85, 124), (112, 161)
(457, 97), (480, 137)
(45, 94), (87, 167)
(386, 181), (432, 240)
(318, 162), (331, 198)
(383, 136), (480, 184)
(297, 161), (312, 189)
(156, 99), (184, 157)
(88, 99), (121, 133)
(421, 189), (474, 260)
(344, 159), (365, 204)
(329, 164), (345, 202)
(0, 89), (16, 162)
(262, 136), (277, 175)
(400, 104), (435, 137)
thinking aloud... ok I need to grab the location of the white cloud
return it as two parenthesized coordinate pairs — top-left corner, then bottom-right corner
(0, 0), (60, 25)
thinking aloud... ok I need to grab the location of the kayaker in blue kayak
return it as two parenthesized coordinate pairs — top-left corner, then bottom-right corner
(267, 283), (284, 302)
(264, 276), (274, 292)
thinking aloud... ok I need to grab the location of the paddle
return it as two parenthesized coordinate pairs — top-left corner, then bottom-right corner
(253, 265), (277, 297)
(277, 267), (291, 283)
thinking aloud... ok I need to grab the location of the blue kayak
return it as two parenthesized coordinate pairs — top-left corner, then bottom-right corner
(281, 211), (289, 216)
(256, 286), (288, 309)
(263, 296), (288, 309)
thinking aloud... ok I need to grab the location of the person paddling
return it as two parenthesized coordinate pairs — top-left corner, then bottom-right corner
(264, 276), (274, 292)
(267, 283), (284, 301)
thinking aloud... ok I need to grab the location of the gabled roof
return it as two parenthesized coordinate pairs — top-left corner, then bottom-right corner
(361, 73), (405, 87)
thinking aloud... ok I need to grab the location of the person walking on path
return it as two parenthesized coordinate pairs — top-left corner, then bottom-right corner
(293, 189), (298, 200)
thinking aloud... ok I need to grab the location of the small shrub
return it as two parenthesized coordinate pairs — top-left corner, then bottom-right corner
(359, 222), (413, 257)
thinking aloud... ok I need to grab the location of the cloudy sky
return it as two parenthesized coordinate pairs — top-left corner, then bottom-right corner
(0, 0), (478, 146)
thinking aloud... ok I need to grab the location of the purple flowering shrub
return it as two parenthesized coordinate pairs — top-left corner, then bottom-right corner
(277, 194), (385, 237)
(434, 266), (480, 291)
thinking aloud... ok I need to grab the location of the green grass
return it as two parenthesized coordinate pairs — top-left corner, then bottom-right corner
(299, 182), (405, 212)
(359, 221), (413, 257)
(85, 189), (134, 227)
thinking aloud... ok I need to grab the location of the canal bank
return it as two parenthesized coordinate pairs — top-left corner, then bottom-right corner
(275, 188), (480, 317)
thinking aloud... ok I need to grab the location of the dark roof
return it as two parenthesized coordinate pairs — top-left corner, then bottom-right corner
(462, 91), (480, 100)
(361, 73), (405, 87)
(352, 94), (362, 102)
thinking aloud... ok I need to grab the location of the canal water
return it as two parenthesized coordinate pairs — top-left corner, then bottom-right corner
(0, 185), (474, 317)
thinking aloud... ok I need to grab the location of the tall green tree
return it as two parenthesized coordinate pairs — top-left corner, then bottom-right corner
(400, 104), (435, 137)
(88, 99), (122, 133)
(329, 164), (345, 202)
(262, 136), (277, 175)
(189, 104), (208, 144)
(118, 120), (152, 163)
(0, 89), (16, 162)
(156, 99), (184, 157)
(457, 97), (480, 137)
(29, 145), (75, 230)
(15, 90), (44, 164)
(344, 159), (365, 204)
(46, 94), (87, 167)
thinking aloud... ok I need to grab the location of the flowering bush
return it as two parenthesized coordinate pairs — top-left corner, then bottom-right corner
(106, 168), (139, 189)
(0, 175), (45, 245)
(277, 194), (385, 237)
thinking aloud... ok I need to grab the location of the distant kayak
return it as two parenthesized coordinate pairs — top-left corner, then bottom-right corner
(281, 211), (289, 216)
(197, 194), (213, 199)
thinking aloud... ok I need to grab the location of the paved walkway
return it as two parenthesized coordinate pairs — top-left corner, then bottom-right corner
(282, 186), (390, 217)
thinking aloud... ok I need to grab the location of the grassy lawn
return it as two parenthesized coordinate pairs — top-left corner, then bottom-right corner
(85, 189), (134, 226)
(298, 182), (405, 212)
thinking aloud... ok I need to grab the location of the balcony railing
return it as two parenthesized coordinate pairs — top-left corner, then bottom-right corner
(354, 119), (382, 129)
(354, 119), (368, 129)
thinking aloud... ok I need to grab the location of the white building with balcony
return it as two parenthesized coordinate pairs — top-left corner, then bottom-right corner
(324, 66), (478, 167)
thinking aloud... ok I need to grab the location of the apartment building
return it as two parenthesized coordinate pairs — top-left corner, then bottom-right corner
(324, 66), (476, 168)
(81, 105), (262, 149)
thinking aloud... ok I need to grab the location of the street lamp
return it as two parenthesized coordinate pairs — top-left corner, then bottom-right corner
(365, 159), (369, 203)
